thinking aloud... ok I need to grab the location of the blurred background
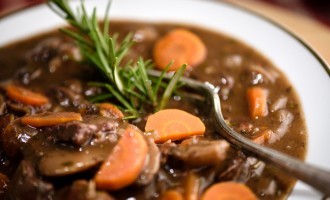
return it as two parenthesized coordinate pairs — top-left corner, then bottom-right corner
(255, 0), (330, 27)
(1, 0), (329, 27)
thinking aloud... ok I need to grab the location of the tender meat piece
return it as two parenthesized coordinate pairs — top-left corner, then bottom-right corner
(169, 139), (230, 167)
(56, 180), (114, 200)
(6, 160), (54, 200)
(49, 115), (119, 148)
(1, 119), (38, 157)
(136, 135), (160, 185)
(53, 121), (98, 146)
(84, 115), (120, 145)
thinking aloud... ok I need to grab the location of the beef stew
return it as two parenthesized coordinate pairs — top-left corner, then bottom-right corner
(0, 21), (307, 199)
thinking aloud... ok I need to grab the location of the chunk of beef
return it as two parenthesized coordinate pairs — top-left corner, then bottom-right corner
(52, 115), (120, 147)
(6, 160), (54, 200)
(84, 115), (120, 145)
(54, 121), (97, 146)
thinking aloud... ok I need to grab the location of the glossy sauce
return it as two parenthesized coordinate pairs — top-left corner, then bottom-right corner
(0, 21), (307, 199)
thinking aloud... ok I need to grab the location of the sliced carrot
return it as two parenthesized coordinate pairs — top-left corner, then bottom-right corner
(246, 86), (268, 118)
(153, 28), (207, 71)
(161, 190), (184, 200)
(6, 85), (49, 106)
(201, 182), (258, 200)
(21, 112), (82, 127)
(95, 125), (148, 190)
(98, 103), (124, 119)
(145, 109), (205, 143)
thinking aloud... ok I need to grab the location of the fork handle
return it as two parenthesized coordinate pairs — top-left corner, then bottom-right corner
(213, 96), (330, 196)
(147, 69), (330, 196)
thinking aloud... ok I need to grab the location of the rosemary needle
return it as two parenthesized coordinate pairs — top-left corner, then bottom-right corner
(48, 0), (184, 118)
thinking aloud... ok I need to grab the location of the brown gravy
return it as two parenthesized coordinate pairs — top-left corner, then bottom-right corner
(0, 21), (307, 199)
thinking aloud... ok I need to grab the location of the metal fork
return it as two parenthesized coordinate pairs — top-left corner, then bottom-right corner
(148, 69), (330, 196)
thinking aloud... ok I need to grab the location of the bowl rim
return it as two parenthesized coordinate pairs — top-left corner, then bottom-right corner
(0, 0), (329, 76)
(0, 0), (329, 199)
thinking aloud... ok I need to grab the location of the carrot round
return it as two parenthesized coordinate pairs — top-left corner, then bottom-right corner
(201, 182), (258, 200)
(145, 109), (205, 143)
(161, 190), (184, 200)
(21, 112), (82, 127)
(95, 125), (148, 190)
(6, 85), (49, 106)
(98, 103), (124, 119)
(153, 28), (207, 71)
(246, 86), (268, 118)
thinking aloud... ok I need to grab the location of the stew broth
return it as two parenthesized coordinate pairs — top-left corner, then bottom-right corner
(0, 21), (307, 199)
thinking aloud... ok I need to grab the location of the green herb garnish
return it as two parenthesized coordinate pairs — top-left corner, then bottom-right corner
(47, 0), (185, 118)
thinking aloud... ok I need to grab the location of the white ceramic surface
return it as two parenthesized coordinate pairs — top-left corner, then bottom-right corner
(0, 0), (329, 199)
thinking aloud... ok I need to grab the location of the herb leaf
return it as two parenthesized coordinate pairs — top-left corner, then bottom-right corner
(48, 0), (184, 118)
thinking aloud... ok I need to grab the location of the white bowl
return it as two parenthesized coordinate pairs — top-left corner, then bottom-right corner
(0, 0), (329, 199)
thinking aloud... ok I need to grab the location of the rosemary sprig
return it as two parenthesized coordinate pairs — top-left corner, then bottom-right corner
(47, 0), (185, 118)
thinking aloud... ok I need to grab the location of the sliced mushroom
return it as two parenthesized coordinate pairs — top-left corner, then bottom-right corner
(136, 135), (160, 185)
(39, 141), (116, 177)
(170, 139), (230, 167)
